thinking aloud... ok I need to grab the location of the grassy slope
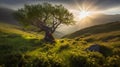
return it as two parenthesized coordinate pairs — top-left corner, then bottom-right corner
(0, 22), (44, 65)
(0, 22), (43, 39)
(0, 22), (120, 67)
(64, 21), (120, 39)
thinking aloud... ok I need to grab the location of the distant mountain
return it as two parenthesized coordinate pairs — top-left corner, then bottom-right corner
(58, 14), (120, 35)
(87, 14), (120, 25)
(0, 7), (120, 38)
(63, 21), (120, 39)
(0, 7), (19, 25)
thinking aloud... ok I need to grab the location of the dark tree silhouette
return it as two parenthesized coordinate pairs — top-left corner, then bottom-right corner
(14, 3), (74, 43)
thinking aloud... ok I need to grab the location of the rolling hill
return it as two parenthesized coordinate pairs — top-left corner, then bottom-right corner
(0, 22), (120, 67)
(57, 14), (120, 34)
(0, 22), (43, 39)
(0, 7), (120, 67)
(64, 21), (120, 38)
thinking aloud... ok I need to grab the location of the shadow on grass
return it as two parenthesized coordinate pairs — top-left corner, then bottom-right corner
(0, 32), (44, 65)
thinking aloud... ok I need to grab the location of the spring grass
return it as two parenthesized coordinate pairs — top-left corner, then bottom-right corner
(0, 22), (120, 67)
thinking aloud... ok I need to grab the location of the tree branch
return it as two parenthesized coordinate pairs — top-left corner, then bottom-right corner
(43, 14), (49, 23)
(51, 21), (61, 33)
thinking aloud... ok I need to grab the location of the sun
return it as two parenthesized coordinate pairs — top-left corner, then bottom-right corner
(79, 10), (91, 19)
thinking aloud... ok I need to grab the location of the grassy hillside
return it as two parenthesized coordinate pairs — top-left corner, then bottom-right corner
(0, 22), (120, 67)
(0, 22), (43, 39)
(64, 21), (120, 39)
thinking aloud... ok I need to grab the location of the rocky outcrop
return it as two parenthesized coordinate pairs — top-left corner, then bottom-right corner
(86, 44), (100, 52)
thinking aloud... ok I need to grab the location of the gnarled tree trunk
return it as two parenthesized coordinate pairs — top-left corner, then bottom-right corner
(44, 31), (55, 43)
(35, 21), (55, 43)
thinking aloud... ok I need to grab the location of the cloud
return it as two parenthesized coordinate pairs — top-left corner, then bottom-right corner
(1, 0), (120, 15)
(1, 0), (120, 9)
(0, 0), (120, 14)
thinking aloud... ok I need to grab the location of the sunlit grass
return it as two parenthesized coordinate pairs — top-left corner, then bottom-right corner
(0, 22), (120, 67)
(0, 22), (43, 39)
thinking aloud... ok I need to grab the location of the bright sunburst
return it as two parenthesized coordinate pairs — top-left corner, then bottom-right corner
(74, 0), (99, 20)
(79, 10), (91, 19)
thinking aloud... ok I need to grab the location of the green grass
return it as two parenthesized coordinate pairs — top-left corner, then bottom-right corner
(0, 22), (120, 67)
(0, 22), (43, 39)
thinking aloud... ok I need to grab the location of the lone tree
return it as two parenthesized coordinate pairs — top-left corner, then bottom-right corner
(14, 3), (74, 43)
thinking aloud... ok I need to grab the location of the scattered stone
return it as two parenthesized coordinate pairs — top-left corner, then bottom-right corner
(86, 44), (100, 52)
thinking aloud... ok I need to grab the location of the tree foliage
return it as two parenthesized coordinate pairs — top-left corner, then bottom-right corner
(14, 3), (74, 43)
(14, 3), (74, 33)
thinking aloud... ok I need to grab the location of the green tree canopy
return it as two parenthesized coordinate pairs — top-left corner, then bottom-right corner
(14, 3), (74, 43)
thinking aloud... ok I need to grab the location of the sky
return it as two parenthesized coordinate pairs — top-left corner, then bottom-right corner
(0, 0), (120, 34)
(0, 0), (120, 14)
(0, 0), (120, 18)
